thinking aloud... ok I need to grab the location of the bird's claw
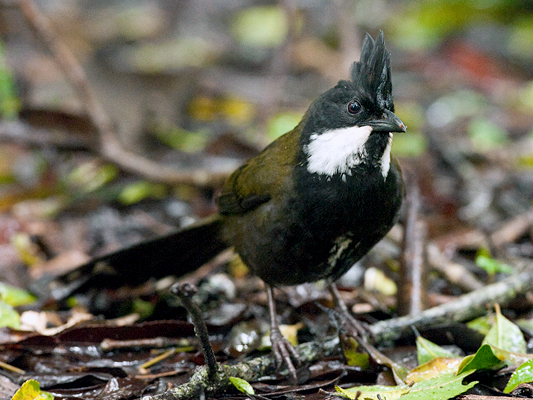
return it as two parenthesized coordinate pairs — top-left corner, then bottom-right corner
(270, 327), (300, 383)
(343, 313), (371, 339)
(328, 283), (372, 340)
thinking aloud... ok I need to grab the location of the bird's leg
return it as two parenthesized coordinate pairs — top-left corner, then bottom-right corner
(328, 282), (369, 338)
(266, 284), (299, 382)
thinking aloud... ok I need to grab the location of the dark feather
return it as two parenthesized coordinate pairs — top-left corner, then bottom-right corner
(350, 31), (394, 111)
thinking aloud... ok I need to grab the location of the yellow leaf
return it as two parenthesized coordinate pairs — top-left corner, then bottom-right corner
(406, 357), (462, 384)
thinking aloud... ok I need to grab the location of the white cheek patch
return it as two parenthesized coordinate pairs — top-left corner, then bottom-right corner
(304, 125), (373, 176)
(380, 134), (393, 178)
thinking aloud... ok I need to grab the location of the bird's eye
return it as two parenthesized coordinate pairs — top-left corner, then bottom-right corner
(347, 100), (361, 115)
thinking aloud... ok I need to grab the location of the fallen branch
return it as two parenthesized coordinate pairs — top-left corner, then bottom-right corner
(370, 261), (533, 343)
(141, 264), (533, 400)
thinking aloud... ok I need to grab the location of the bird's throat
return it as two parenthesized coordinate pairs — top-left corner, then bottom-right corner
(380, 135), (393, 178)
(304, 126), (392, 178)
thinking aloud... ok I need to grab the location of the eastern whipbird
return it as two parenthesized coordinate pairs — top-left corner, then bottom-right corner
(44, 32), (405, 382)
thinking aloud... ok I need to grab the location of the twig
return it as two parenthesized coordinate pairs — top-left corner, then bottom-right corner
(138, 348), (178, 374)
(427, 243), (485, 292)
(398, 174), (427, 316)
(15, 0), (231, 186)
(491, 208), (533, 248)
(370, 262), (533, 343)
(100, 337), (192, 352)
(0, 360), (25, 375)
(170, 283), (218, 383)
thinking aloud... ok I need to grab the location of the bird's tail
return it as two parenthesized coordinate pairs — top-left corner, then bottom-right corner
(38, 215), (227, 300)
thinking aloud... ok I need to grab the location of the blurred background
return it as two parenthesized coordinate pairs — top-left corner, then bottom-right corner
(1, 4), (533, 397)
(0, 0), (532, 296)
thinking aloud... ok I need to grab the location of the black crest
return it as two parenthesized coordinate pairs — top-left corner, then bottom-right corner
(351, 31), (393, 110)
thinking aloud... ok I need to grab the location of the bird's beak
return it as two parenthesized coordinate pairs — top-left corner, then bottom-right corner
(367, 110), (406, 133)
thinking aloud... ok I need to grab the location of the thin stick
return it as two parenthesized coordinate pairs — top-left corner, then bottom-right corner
(170, 283), (218, 383)
(0, 360), (25, 375)
(427, 243), (484, 292)
(371, 263), (533, 343)
(398, 174), (427, 315)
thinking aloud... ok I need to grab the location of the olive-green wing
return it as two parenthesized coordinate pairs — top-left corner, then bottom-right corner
(216, 163), (272, 215)
(216, 129), (300, 215)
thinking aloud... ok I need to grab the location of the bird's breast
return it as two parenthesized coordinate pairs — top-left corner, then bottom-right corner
(222, 160), (402, 286)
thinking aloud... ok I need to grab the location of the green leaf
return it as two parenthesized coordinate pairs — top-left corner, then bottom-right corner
(11, 233), (43, 267)
(336, 371), (476, 400)
(399, 371), (477, 400)
(504, 358), (533, 393)
(391, 131), (427, 158)
(416, 336), (458, 365)
(458, 344), (503, 374)
(489, 346), (532, 367)
(468, 118), (509, 152)
(390, 1), (511, 51)
(11, 379), (54, 400)
(336, 384), (410, 400)
(364, 267), (397, 296)
(509, 22), (533, 71)
(131, 299), (155, 320)
(0, 41), (20, 119)
(231, 6), (289, 48)
(67, 162), (118, 193)
(187, 94), (256, 125)
(341, 336), (369, 369)
(123, 37), (216, 72)
(228, 376), (254, 395)
(0, 298), (20, 329)
(267, 112), (302, 140)
(475, 248), (513, 275)
(119, 181), (167, 205)
(0, 282), (36, 307)
(152, 125), (210, 153)
(467, 315), (493, 336)
(358, 339), (408, 382)
(482, 306), (526, 354)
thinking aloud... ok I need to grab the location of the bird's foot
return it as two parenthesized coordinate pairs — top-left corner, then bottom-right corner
(342, 312), (371, 339)
(265, 284), (300, 382)
(328, 283), (373, 340)
(269, 325), (300, 383)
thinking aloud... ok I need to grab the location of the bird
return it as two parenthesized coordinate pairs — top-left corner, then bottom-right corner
(43, 32), (405, 382)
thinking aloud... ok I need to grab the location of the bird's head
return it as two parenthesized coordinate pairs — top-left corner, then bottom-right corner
(301, 31), (405, 179)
